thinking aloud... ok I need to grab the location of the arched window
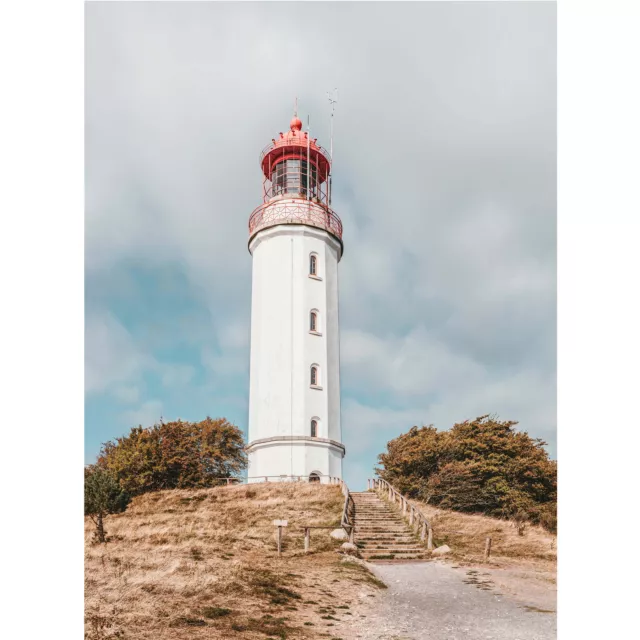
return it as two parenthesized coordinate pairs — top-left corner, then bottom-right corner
(310, 365), (319, 387)
(310, 419), (318, 438)
(309, 253), (317, 276)
(309, 472), (321, 483)
(310, 310), (318, 332)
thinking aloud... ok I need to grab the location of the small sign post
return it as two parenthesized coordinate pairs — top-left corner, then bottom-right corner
(273, 520), (288, 556)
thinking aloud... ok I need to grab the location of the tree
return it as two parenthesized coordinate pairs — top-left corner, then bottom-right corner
(97, 417), (247, 495)
(84, 466), (130, 543)
(376, 415), (557, 531)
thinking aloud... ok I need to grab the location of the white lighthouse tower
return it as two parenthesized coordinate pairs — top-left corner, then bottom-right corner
(246, 109), (345, 483)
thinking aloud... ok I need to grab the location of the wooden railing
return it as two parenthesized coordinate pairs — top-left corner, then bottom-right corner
(338, 479), (356, 542)
(368, 477), (434, 550)
(298, 478), (355, 551)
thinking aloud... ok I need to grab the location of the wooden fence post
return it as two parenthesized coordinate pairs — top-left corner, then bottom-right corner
(427, 526), (433, 551)
(420, 520), (427, 541)
(484, 537), (492, 560)
(409, 506), (414, 526)
(403, 498), (407, 516)
(273, 520), (288, 557)
(304, 528), (310, 553)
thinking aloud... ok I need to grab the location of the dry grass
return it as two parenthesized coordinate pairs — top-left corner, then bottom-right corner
(409, 499), (557, 572)
(85, 483), (381, 639)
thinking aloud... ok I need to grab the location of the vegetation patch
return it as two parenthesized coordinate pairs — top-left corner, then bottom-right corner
(244, 614), (293, 639)
(523, 605), (555, 614)
(202, 606), (232, 618)
(376, 415), (557, 532)
(250, 570), (302, 605)
(170, 616), (206, 627)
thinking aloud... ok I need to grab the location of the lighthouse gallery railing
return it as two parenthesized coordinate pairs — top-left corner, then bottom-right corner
(248, 199), (343, 242)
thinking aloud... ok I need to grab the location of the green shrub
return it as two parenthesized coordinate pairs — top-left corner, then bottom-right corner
(376, 415), (557, 531)
(84, 467), (130, 543)
(97, 417), (247, 496)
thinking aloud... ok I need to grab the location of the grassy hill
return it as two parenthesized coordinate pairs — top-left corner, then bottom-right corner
(85, 483), (383, 640)
(412, 499), (557, 568)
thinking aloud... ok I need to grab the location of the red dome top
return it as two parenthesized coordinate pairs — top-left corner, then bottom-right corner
(260, 114), (332, 182)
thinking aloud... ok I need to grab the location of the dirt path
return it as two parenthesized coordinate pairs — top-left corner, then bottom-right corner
(350, 561), (556, 640)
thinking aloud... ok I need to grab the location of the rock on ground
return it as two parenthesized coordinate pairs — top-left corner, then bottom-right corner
(431, 544), (451, 556)
(330, 528), (349, 540)
(340, 542), (359, 555)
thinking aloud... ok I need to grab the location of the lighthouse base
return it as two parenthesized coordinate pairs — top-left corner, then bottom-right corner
(246, 436), (344, 484)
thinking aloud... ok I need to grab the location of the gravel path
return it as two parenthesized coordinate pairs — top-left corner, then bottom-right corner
(353, 561), (556, 640)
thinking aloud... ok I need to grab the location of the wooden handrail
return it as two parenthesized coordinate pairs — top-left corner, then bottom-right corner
(295, 481), (355, 553)
(338, 479), (355, 542)
(368, 477), (434, 550)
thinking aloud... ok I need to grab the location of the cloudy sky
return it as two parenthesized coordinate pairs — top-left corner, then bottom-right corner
(85, 1), (556, 489)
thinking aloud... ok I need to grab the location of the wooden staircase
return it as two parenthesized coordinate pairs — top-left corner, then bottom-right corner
(351, 491), (427, 562)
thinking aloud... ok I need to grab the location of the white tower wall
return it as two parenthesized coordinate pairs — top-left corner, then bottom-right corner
(247, 213), (344, 483)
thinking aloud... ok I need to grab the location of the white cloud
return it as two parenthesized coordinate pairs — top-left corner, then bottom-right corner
(160, 364), (196, 388)
(341, 326), (486, 396)
(85, 311), (152, 394)
(120, 400), (164, 429)
(111, 385), (140, 404)
(217, 322), (250, 351)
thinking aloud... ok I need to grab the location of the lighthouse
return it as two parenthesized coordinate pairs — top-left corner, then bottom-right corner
(246, 109), (345, 483)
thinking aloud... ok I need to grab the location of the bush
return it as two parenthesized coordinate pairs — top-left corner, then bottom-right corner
(84, 466), (130, 543)
(97, 417), (247, 496)
(376, 415), (556, 531)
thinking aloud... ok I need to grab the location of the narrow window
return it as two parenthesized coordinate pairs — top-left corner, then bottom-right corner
(309, 254), (317, 276)
(311, 419), (318, 438)
(310, 365), (318, 386)
(310, 310), (317, 332)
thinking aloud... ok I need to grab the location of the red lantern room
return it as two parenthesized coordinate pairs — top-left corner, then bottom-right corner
(248, 111), (343, 250)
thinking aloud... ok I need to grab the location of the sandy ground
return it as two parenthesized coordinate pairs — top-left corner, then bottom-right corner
(346, 560), (556, 640)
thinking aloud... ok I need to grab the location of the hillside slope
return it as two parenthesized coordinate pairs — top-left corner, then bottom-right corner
(85, 483), (383, 640)
(413, 500), (557, 567)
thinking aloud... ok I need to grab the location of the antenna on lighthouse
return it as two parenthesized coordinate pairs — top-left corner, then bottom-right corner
(307, 114), (311, 201)
(327, 88), (338, 204)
